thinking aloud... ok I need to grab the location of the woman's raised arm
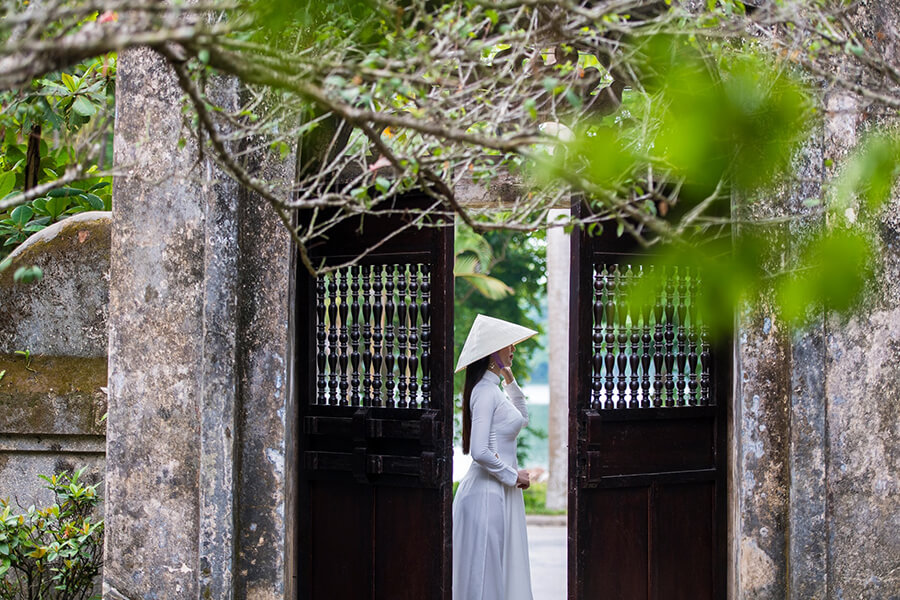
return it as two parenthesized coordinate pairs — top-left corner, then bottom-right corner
(469, 390), (519, 487)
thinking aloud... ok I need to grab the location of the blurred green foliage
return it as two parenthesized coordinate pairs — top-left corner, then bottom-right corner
(0, 55), (115, 259)
(454, 224), (515, 301)
(549, 33), (897, 329)
(522, 481), (565, 516)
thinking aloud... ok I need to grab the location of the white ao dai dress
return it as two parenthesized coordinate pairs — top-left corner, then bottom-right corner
(452, 371), (533, 600)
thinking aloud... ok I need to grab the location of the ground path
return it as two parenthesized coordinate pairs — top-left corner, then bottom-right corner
(527, 518), (566, 600)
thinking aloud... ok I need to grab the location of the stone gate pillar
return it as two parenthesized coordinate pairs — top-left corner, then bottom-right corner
(545, 208), (569, 512)
(105, 46), (296, 600)
(732, 5), (900, 596)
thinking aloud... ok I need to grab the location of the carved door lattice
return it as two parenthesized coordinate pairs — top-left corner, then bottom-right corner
(314, 262), (433, 408)
(589, 263), (712, 410)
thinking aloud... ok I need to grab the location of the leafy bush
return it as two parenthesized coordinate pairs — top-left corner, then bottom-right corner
(0, 56), (115, 259)
(0, 182), (111, 251)
(0, 468), (103, 600)
(522, 482), (565, 516)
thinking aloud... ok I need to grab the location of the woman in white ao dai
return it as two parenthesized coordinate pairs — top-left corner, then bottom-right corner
(452, 315), (536, 600)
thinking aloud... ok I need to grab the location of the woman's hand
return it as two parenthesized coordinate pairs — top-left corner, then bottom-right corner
(516, 469), (531, 490)
(500, 366), (515, 385)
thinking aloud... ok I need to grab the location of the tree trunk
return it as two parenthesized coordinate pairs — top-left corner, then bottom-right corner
(25, 124), (41, 191)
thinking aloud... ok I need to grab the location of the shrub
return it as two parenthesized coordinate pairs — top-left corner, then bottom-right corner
(0, 468), (103, 600)
(522, 482), (566, 516)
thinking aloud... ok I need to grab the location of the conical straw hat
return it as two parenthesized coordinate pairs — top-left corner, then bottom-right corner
(455, 314), (538, 373)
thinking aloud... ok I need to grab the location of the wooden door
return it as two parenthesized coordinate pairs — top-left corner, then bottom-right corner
(568, 214), (729, 600)
(296, 195), (454, 599)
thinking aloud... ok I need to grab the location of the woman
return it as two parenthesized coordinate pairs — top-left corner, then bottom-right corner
(453, 314), (537, 600)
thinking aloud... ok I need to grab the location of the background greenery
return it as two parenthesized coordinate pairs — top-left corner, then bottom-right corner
(452, 224), (549, 468)
(0, 56), (115, 270)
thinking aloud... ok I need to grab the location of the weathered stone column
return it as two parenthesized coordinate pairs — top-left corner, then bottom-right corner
(786, 116), (829, 600)
(732, 295), (791, 600)
(106, 45), (238, 599)
(818, 36), (900, 593)
(106, 46), (295, 600)
(545, 209), (569, 512)
(733, 5), (900, 593)
(234, 151), (297, 600)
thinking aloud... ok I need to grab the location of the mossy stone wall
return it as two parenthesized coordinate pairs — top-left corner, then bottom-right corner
(0, 212), (110, 507)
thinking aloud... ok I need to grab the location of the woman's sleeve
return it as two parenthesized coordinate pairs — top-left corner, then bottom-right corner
(503, 379), (530, 426)
(469, 389), (519, 487)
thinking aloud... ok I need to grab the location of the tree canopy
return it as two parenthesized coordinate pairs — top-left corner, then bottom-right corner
(1, 0), (898, 322)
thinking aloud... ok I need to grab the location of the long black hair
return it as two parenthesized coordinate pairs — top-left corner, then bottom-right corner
(461, 355), (491, 455)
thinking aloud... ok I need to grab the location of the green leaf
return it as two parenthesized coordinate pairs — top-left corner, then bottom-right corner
(0, 171), (14, 198)
(83, 193), (104, 210)
(71, 96), (97, 117)
(47, 187), (82, 198)
(846, 43), (864, 57)
(60, 73), (77, 92)
(13, 265), (42, 283)
(456, 272), (514, 300)
(832, 132), (900, 213)
(455, 226), (494, 269)
(542, 77), (560, 93)
(45, 197), (69, 219)
(374, 176), (391, 193)
(10, 205), (33, 226)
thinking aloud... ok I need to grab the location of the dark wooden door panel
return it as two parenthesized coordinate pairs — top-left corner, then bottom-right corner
(297, 195), (454, 599)
(585, 409), (716, 479)
(309, 480), (373, 599)
(570, 204), (729, 600)
(581, 488), (649, 599)
(654, 482), (715, 600)
(374, 486), (451, 600)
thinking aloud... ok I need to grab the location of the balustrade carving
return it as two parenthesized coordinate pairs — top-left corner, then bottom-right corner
(314, 262), (433, 408)
(590, 262), (712, 408)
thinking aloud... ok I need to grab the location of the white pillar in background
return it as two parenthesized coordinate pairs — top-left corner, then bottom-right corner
(545, 208), (570, 511)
